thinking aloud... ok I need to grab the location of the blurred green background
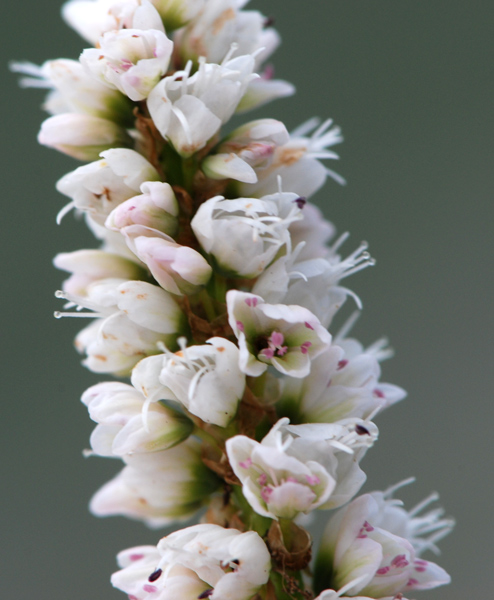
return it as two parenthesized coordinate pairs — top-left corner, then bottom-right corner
(2, 1), (492, 598)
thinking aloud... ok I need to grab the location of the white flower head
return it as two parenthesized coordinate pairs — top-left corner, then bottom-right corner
(315, 483), (453, 598)
(237, 117), (345, 199)
(38, 113), (131, 161)
(227, 291), (331, 378)
(90, 439), (220, 527)
(121, 225), (212, 295)
(111, 524), (271, 600)
(81, 381), (193, 456)
(105, 181), (179, 236)
(191, 192), (302, 278)
(132, 337), (245, 427)
(55, 278), (186, 375)
(10, 58), (132, 122)
(81, 27), (173, 101)
(201, 118), (289, 183)
(147, 52), (258, 157)
(56, 149), (159, 225)
(227, 416), (377, 520)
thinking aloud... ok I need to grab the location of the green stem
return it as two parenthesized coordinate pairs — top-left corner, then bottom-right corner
(199, 289), (217, 322)
(213, 273), (228, 303)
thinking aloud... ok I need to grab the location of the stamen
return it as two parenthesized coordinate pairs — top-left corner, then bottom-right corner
(56, 201), (75, 224)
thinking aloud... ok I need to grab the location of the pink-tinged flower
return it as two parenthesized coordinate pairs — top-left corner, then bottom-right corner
(56, 149), (159, 225)
(81, 381), (193, 456)
(315, 483), (453, 598)
(227, 417), (377, 520)
(201, 119), (289, 183)
(38, 113), (131, 161)
(191, 193), (302, 278)
(81, 27), (173, 101)
(90, 439), (220, 527)
(121, 225), (212, 295)
(111, 524), (271, 600)
(53, 248), (142, 297)
(278, 337), (406, 424)
(105, 181), (179, 237)
(315, 578), (411, 600)
(236, 117), (344, 199)
(132, 337), (245, 427)
(227, 291), (331, 377)
(55, 278), (186, 375)
(147, 53), (258, 157)
(10, 58), (132, 123)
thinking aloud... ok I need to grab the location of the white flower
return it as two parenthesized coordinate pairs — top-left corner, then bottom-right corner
(227, 291), (331, 377)
(38, 113), (131, 161)
(55, 278), (186, 375)
(132, 337), (245, 427)
(147, 53), (258, 156)
(81, 27), (173, 101)
(190, 192), (302, 278)
(236, 117), (345, 199)
(201, 118), (289, 183)
(10, 58), (132, 122)
(279, 339), (406, 424)
(62, 0), (204, 44)
(111, 524), (271, 600)
(81, 381), (193, 456)
(105, 181), (179, 236)
(253, 236), (376, 327)
(90, 439), (220, 527)
(236, 73), (295, 113)
(56, 148), (159, 225)
(227, 416), (377, 520)
(121, 225), (212, 295)
(53, 248), (142, 296)
(175, 0), (279, 67)
(315, 483), (453, 598)
(289, 201), (336, 261)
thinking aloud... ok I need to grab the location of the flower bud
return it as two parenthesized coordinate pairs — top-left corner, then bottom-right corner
(90, 439), (220, 527)
(38, 113), (131, 161)
(122, 225), (212, 296)
(53, 249), (142, 297)
(81, 381), (193, 456)
(106, 181), (179, 237)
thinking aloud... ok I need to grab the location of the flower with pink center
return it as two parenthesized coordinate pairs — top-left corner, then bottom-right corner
(226, 290), (331, 378)
(314, 483), (453, 598)
(226, 417), (377, 520)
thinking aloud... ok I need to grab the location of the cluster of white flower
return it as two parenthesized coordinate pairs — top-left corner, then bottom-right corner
(14, 1), (454, 599)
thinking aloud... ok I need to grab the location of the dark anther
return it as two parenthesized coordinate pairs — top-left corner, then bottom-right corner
(148, 568), (162, 582)
(294, 196), (306, 209)
(231, 558), (240, 565)
(198, 589), (214, 599)
(355, 424), (370, 436)
(264, 17), (275, 27)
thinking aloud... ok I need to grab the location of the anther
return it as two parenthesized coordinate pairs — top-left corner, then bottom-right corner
(197, 589), (214, 599)
(355, 424), (370, 436)
(148, 568), (162, 582)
